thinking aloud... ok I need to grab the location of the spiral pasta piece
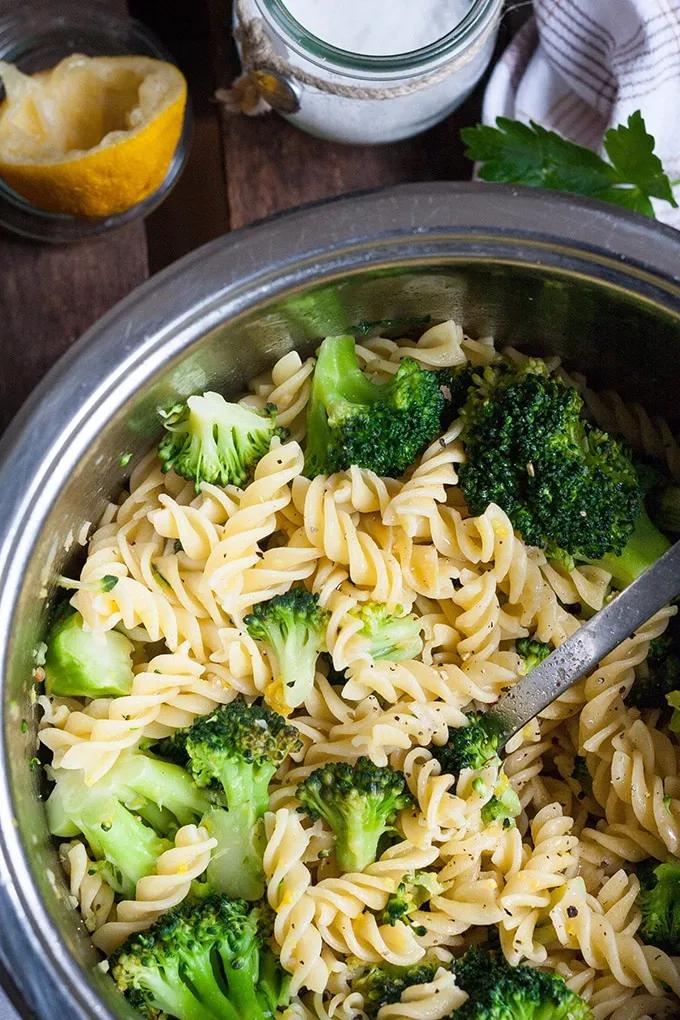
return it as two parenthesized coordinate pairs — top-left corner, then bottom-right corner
(39, 646), (233, 781)
(209, 624), (273, 697)
(92, 824), (216, 954)
(609, 719), (680, 855)
(236, 537), (321, 614)
(311, 839), (439, 927)
(377, 967), (467, 1019)
(549, 879), (680, 997)
(204, 439), (304, 613)
(304, 696), (466, 768)
(147, 488), (238, 562)
(60, 840), (115, 933)
(263, 808), (332, 994)
(382, 424), (465, 537)
(243, 349), (315, 440)
(579, 608), (675, 760)
(499, 804), (580, 966)
(357, 320), (472, 378)
(293, 476), (411, 607)
(397, 748), (465, 849)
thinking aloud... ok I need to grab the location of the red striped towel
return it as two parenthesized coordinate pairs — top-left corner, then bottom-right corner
(483, 0), (680, 226)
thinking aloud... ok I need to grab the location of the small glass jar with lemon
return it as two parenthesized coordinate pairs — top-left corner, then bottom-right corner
(0, 3), (190, 242)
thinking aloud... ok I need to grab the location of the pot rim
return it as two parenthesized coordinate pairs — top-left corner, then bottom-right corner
(1, 181), (679, 1019)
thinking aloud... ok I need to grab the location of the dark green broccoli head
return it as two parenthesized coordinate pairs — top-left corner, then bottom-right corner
(296, 757), (413, 873)
(459, 362), (641, 558)
(111, 894), (289, 1020)
(454, 947), (593, 1020)
(458, 360), (669, 586)
(381, 871), (440, 932)
(432, 712), (506, 775)
(244, 589), (329, 716)
(172, 698), (300, 901)
(516, 637), (552, 675)
(304, 335), (445, 478)
(630, 613), (680, 710)
(436, 364), (478, 429)
(637, 859), (680, 954)
(352, 602), (424, 661)
(352, 960), (441, 1018)
(158, 391), (283, 490)
(182, 698), (301, 796)
(648, 480), (680, 534)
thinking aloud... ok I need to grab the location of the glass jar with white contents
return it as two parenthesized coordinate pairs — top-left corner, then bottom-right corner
(232, 0), (503, 145)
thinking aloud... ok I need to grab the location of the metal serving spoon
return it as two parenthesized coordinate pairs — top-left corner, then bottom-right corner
(490, 540), (680, 748)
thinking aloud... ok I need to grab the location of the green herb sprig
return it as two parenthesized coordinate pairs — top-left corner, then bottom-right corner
(462, 111), (678, 219)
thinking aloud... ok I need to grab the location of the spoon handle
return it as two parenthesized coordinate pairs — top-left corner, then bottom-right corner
(492, 540), (680, 745)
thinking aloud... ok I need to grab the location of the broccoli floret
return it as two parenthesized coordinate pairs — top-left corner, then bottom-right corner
(172, 698), (300, 900)
(44, 608), (133, 698)
(352, 960), (441, 1018)
(158, 391), (283, 490)
(516, 636), (552, 675)
(630, 613), (680, 710)
(594, 506), (670, 589)
(244, 589), (329, 716)
(351, 602), (424, 661)
(668, 691), (680, 734)
(458, 360), (669, 588)
(296, 757), (413, 873)
(381, 871), (441, 931)
(436, 364), (478, 429)
(304, 335), (445, 478)
(454, 947), (593, 1020)
(111, 894), (289, 1020)
(46, 750), (210, 897)
(432, 712), (506, 775)
(637, 859), (680, 953)
(648, 480), (680, 534)
(480, 771), (521, 827)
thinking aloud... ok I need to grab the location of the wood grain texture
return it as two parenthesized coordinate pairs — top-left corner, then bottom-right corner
(214, 1), (520, 228)
(130, 0), (230, 269)
(0, 0), (149, 432)
(0, 228), (148, 431)
(219, 103), (479, 229)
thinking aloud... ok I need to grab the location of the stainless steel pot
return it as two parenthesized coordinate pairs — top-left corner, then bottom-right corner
(0, 183), (679, 1019)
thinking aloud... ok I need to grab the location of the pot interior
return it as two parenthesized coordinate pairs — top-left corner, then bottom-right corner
(2, 233), (679, 1017)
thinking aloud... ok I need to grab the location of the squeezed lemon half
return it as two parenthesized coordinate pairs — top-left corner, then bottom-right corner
(0, 54), (187, 218)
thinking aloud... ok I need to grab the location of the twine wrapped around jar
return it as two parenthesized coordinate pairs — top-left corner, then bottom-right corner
(217, 0), (504, 115)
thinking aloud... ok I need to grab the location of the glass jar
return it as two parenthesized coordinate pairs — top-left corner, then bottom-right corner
(0, 1), (191, 243)
(233, 0), (503, 145)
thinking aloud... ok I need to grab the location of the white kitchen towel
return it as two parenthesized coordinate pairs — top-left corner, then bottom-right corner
(484, 0), (680, 227)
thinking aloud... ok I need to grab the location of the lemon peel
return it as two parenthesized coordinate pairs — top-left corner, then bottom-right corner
(0, 54), (187, 217)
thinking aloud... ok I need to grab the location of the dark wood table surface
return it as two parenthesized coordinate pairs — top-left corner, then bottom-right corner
(0, 0), (525, 434)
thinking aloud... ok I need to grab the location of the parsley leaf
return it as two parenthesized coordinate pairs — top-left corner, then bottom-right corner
(462, 111), (677, 219)
(601, 111), (677, 212)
